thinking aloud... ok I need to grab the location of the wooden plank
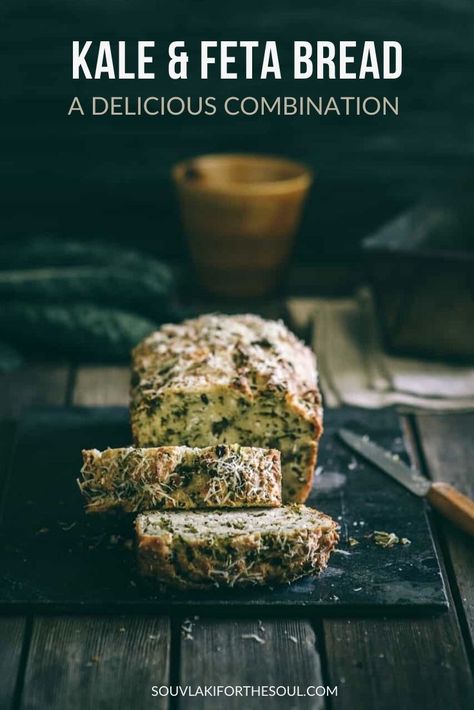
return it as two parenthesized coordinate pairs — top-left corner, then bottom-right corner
(416, 413), (474, 649)
(0, 421), (23, 709)
(20, 617), (169, 710)
(179, 618), (325, 709)
(3, 1), (474, 262)
(324, 615), (474, 710)
(0, 365), (70, 710)
(0, 424), (27, 709)
(322, 415), (474, 710)
(0, 365), (70, 418)
(10, 364), (172, 709)
(73, 366), (130, 406)
(0, 617), (28, 710)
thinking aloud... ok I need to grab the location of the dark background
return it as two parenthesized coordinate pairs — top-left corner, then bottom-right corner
(1, 0), (473, 264)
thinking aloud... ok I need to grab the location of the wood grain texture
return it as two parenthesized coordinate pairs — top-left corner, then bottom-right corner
(322, 414), (474, 710)
(0, 365), (70, 709)
(20, 616), (170, 710)
(73, 366), (130, 406)
(41, 364), (171, 709)
(0, 417), (19, 695)
(0, 617), (27, 710)
(416, 413), (474, 649)
(0, 365), (70, 418)
(179, 618), (325, 709)
(1, 432), (26, 710)
(2, 1), (473, 260)
(324, 615), (474, 710)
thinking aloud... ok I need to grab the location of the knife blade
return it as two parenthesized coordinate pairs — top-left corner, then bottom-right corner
(338, 428), (431, 496)
(338, 428), (474, 536)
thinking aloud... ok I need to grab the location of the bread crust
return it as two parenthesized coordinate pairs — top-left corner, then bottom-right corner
(130, 314), (323, 502)
(136, 505), (339, 589)
(79, 444), (281, 513)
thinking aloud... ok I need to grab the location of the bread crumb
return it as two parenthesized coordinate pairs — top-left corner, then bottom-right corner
(181, 619), (194, 640)
(373, 531), (399, 548)
(241, 633), (265, 644)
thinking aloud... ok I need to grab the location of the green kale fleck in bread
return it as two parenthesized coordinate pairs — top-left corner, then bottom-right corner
(79, 444), (281, 513)
(136, 505), (339, 589)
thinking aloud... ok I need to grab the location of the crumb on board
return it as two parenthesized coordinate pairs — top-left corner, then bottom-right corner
(373, 531), (399, 547)
(181, 619), (194, 640)
(58, 521), (77, 532)
(241, 633), (265, 644)
(371, 531), (412, 548)
(348, 537), (359, 547)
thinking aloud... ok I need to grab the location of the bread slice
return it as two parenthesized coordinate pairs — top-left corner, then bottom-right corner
(79, 444), (281, 513)
(136, 505), (339, 589)
(131, 313), (323, 503)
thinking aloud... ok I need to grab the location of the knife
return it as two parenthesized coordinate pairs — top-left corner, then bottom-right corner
(338, 428), (474, 537)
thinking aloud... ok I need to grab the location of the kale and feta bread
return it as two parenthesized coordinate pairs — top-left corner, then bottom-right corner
(130, 314), (323, 503)
(79, 444), (281, 513)
(136, 505), (339, 589)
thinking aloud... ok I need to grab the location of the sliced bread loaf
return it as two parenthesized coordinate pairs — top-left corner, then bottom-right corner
(136, 505), (339, 589)
(131, 313), (323, 503)
(79, 444), (281, 513)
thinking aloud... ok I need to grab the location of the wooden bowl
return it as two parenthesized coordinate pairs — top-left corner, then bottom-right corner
(172, 154), (313, 298)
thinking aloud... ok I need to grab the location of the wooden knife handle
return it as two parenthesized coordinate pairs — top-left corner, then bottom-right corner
(427, 482), (474, 536)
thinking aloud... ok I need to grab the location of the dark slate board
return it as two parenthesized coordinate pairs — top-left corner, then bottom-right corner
(0, 406), (447, 614)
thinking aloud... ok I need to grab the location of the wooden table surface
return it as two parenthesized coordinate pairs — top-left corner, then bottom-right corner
(0, 363), (473, 710)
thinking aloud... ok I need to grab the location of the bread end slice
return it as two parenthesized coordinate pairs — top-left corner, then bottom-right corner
(136, 505), (339, 589)
(79, 444), (281, 513)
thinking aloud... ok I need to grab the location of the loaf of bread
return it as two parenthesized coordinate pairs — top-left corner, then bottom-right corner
(131, 314), (322, 502)
(79, 444), (281, 513)
(136, 505), (339, 589)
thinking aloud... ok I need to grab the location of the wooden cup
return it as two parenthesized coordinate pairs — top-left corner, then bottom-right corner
(172, 154), (313, 298)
